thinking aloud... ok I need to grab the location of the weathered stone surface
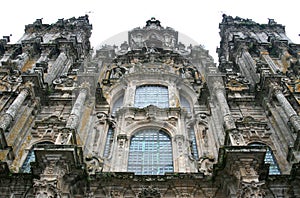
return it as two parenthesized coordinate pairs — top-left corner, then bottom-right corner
(0, 14), (299, 197)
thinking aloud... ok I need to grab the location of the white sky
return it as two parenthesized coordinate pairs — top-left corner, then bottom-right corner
(1, 0), (299, 63)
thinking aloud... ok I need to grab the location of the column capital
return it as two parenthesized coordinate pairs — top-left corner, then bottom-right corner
(269, 82), (282, 96)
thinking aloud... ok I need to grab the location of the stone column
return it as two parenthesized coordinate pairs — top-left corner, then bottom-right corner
(215, 88), (235, 130)
(0, 88), (30, 148)
(66, 88), (88, 129)
(273, 88), (300, 133)
(261, 53), (282, 74)
(14, 53), (29, 70)
(36, 51), (49, 65)
(241, 50), (260, 83)
(44, 52), (67, 84)
(124, 84), (135, 107)
(174, 135), (188, 172)
(214, 82), (244, 145)
(0, 89), (29, 131)
(215, 85), (236, 131)
(112, 134), (128, 172)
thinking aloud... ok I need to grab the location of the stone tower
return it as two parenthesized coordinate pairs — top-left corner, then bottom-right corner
(0, 15), (299, 197)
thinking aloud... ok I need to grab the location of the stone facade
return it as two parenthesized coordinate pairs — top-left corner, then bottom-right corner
(0, 15), (299, 197)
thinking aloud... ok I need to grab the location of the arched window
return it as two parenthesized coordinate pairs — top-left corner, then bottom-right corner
(21, 141), (53, 173)
(112, 94), (124, 116)
(180, 95), (191, 113)
(188, 127), (199, 160)
(103, 125), (115, 158)
(249, 143), (281, 175)
(134, 85), (169, 108)
(128, 129), (173, 175)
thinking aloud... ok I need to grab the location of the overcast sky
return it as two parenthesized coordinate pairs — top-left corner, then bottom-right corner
(1, 0), (299, 63)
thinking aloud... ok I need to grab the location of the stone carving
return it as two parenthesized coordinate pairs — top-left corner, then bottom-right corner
(175, 135), (185, 154)
(201, 126), (209, 147)
(85, 155), (103, 174)
(117, 134), (128, 150)
(110, 190), (121, 198)
(84, 191), (94, 198)
(180, 192), (191, 198)
(236, 116), (272, 142)
(138, 186), (161, 198)
(33, 179), (61, 198)
(66, 88), (88, 129)
(198, 156), (215, 175)
(53, 76), (74, 87)
(237, 181), (265, 198)
(55, 128), (74, 145)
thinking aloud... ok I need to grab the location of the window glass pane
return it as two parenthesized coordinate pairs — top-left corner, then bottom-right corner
(128, 129), (173, 175)
(21, 149), (35, 173)
(103, 126), (114, 158)
(112, 95), (124, 115)
(189, 127), (199, 160)
(180, 95), (191, 113)
(21, 142), (53, 173)
(134, 85), (168, 108)
(249, 143), (281, 175)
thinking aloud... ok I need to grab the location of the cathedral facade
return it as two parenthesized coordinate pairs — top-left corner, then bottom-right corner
(0, 15), (299, 197)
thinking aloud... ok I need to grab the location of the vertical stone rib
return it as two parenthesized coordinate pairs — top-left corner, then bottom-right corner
(16, 53), (29, 70)
(44, 52), (67, 84)
(0, 89), (29, 131)
(0, 88), (29, 149)
(262, 54), (282, 74)
(36, 51), (49, 64)
(274, 89), (300, 132)
(66, 89), (88, 129)
(241, 50), (260, 83)
(215, 88), (236, 131)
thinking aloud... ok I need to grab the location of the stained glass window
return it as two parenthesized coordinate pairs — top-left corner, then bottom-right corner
(134, 85), (169, 108)
(249, 143), (281, 175)
(128, 129), (173, 175)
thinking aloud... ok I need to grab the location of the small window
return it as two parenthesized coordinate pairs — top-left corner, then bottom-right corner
(128, 129), (173, 175)
(21, 149), (35, 173)
(103, 126), (115, 158)
(112, 94), (124, 116)
(134, 85), (169, 108)
(21, 142), (53, 173)
(249, 143), (281, 175)
(180, 95), (191, 113)
(188, 127), (199, 160)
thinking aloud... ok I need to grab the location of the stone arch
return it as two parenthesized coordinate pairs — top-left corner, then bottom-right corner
(107, 84), (125, 105)
(177, 82), (199, 107)
(123, 187), (136, 198)
(193, 187), (206, 197)
(126, 120), (177, 138)
(163, 186), (176, 197)
(128, 128), (173, 175)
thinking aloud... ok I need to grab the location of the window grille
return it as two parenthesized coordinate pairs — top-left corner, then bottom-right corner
(128, 129), (173, 175)
(103, 126), (115, 158)
(134, 85), (168, 108)
(188, 127), (199, 160)
(112, 95), (124, 115)
(249, 143), (281, 175)
(180, 95), (191, 113)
